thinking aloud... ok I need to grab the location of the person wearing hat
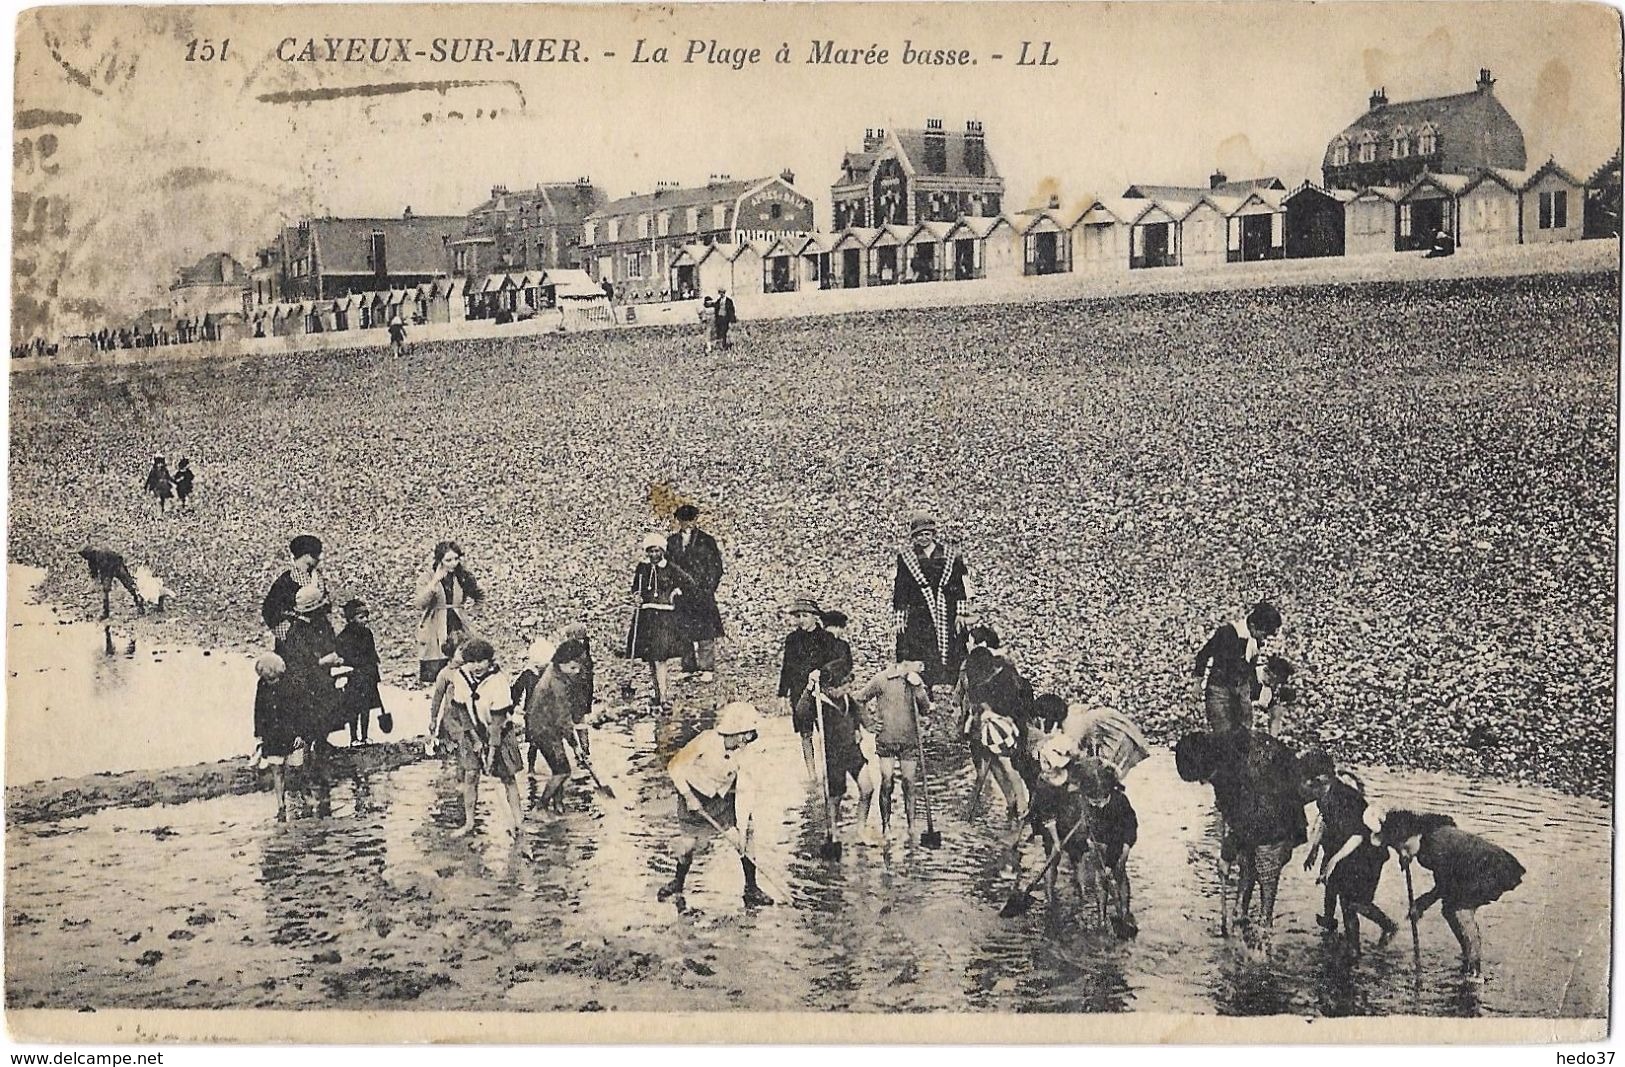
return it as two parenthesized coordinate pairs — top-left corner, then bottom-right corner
(335, 599), (383, 746)
(279, 582), (346, 816)
(436, 638), (519, 841)
(1299, 747), (1399, 957)
(779, 596), (844, 782)
(1366, 808), (1524, 976)
(855, 660), (929, 841)
(891, 509), (974, 692)
(143, 455), (174, 513)
(1193, 601), (1283, 734)
(666, 504), (724, 685)
(796, 658), (875, 846)
(626, 534), (698, 708)
(660, 702), (774, 908)
(702, 286), (737, 351)
(252, 652), (296, 821)
(261, 535), (328, 651)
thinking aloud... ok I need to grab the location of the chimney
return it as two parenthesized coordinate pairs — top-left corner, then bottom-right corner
(491, 184), (508, 198)
(1369, 87), (1388, 111)
(1210, 169), (1228, 190)
(863, 127), (886, 150)
(1047, 194), (1061, 210)
(780, 167), (796, 186)
(1477, 68), (1496, 92)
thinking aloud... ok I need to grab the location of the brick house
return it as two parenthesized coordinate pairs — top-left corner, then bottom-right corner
(583, 172), (813, 304)
(253, 209), (463, 303)
(831, 120), (1004, 230)
(1323, 69), (1526, 191)
(447, 179), (606, 281)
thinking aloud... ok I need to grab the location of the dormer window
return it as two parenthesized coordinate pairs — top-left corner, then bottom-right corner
(1331, 136), (1350, 168)
(1391, 126), (1411, 159)
(1357, 131), (1377, 164)
(1418, 124), (1438, 156)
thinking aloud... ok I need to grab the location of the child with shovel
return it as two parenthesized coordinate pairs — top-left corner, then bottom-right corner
(797, 659), (874, 855)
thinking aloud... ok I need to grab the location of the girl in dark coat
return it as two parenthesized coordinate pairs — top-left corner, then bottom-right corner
(1370, 809), (1525, 976)
(625, 534), (696, 707)
(252, 653), (296, 821)
(143, 456), (174, 513)
(279, 584), (344, 817)
(172, 458), (195, 509)
(335, 599), (383, 745)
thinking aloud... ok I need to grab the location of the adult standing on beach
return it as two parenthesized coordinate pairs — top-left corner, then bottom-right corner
(626, 533), (697, 708)
(280, 583), (345, 816)
(891, 510), (974, 693)
(261, 535), (328, 651)
(667, 504), (724, 685)
(388, 314), (407, 355)
(704, 287), (737, 351)
(415, 541), (484, 683)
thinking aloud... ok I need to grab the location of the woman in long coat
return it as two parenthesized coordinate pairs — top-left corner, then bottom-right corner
(625, 534), (696, 708)
(892, 510), (972, 689)
(415, 541), (484, 683)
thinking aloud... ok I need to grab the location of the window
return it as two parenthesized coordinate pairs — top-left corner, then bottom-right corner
(686, 207), (699, 233)
(584, 221), (597, 244)
(626, 251), (648, 278)
(1540, 189), (1569, 229)
(712, 204), (726, 231)
(638, 214), (650, 239)
(1399, 203), (1412, 237)
(657, 212), (670, 237)
(608, 219), (620, 242)
(770, 203), (782, 219)
(1331, 137), (1350, 168)
(1357, 132), (1377, 164)
(1391, 126), (1410, 159)
(1418, 125), (1437, 155)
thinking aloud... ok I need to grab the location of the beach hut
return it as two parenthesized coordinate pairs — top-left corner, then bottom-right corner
(1398, 173), (1470, 251)
(1283, 183), (1353, 259)
(905, 221), (953, 282)
(365, 291), (389, 328)
(689, 243), (733, 297)
(1458, 170), (1524, 249)
(1113, 199), (1182, 268)
(1226, 188), (1286, 262)
(942, 215), (1021, 280)
(1344, 186), (1404, 256)
(866, 224), (915, 285)
(1017, 209), (1075, 275)
(1071, 200), (1131, 273)
(728, 241), (772, 297)
(759, 236), (800, 293)
(1521, 159), (1586, 244)
(1179, 195), (1238, 269)
(831, 228), (879, 288)
(548, 268), (614, 330)
(669, 245), (711, 301)
(793, 232), (840, 291)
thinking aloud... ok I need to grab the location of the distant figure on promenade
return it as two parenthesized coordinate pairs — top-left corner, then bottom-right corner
(172, 458), (195, 509)
(891, 509), (974, 693)
(667, 504), (724, 684)
(78, 543), (146, 619)
(703, 287), (737, 351)
(388, 314), (407, 355)
(415, 541), (483, 683)
(143, 455), (174, 513)
(262, 535), (329, 652)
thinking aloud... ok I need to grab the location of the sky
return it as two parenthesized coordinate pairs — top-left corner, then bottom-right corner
(11, 2), (1623, 333)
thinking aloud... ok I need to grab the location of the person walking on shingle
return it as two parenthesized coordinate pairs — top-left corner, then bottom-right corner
(143, 455), (174, 514)
(388, 314), (408, 355)
(703, 287), (737, 350)
(172, 458), (195, 509)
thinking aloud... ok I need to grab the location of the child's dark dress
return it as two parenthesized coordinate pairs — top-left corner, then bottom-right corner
(173, 467), (194, 503)
(1419, 826), (1525, 909)
(1320, 777), (1387, 903)
(254, 678), (297, 759)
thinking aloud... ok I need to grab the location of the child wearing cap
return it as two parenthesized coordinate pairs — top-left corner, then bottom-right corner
(436, 638), (521, 843)
(661, 702), (774, 908)
(335, 599), (383, 746)
(252, 653), (295, 821)
(1300, 748), (1398, 956)
(780, 597), (843, 782)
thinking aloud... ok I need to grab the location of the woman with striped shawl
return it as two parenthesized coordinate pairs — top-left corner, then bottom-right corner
(890, 510), (974, 692)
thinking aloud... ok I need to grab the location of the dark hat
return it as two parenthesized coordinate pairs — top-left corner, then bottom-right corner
(289, 534), (323, 559)
(1174, 731), (1220, 783)
(818, 657), (853, 688)
(906, 509), (938, 536)
(1247, 601), (1283, 635)
(1297, 746), (1335, 782)
(552, 638), (589, 665)
(341, 598), (368, 621)
(820, 609), (848, 628)
(1032, 693), (1068, 729)
(787, 596), (822, 617)
(966, 624), (1002, 650)
(1075, 757), (1120, 802)
(674, 504), (700, 522)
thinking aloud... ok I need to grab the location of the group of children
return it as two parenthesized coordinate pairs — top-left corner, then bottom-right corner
(142, 455), (195, 513)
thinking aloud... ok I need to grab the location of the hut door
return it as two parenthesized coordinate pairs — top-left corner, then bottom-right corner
(1241, 215), (1272, 261)
(1143, 223), (1169, 266)
(842, 249), (862, 288)
(954, 239), (975, 279)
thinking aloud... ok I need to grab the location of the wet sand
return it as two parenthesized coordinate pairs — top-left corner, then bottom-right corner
(6, 711), (1608, 1018)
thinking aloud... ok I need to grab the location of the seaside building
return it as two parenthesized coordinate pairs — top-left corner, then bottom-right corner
(831, 120), (1004, 230)
(447, 179), (607, 281)
(168, 253), (249, 319)
(251, 209), (463, 303)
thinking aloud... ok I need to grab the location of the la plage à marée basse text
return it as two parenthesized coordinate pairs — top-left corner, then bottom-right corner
(272, 37), (1058, 65)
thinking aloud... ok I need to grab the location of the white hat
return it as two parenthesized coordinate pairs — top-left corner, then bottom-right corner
(640, 532), (666, 552)
(716, 702), (761, 736)
(527, 638), (558, 668)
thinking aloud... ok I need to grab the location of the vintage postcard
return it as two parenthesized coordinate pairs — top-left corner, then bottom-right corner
(5, 0), (1620, 1046)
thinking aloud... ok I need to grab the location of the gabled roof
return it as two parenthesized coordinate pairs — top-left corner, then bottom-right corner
(1180, 194), (1243, 221)
(793, 231), (842, 254)
(1326, 83), (1526, 172)
(1231, 188), (1285, 213)
(1403, 173), (1473, 200)
(1284, 182), (1358, 204)
(1016, 208), (1073, 233)
(1460, 169), (1523, 197)
(909, 220), (956, 242)
(1124, 177), (1283, 201)
(1521, 158), (1585, 191)
(727, 239), (776, 261)
(870, 223), (917, 246)
(892, 128), (1001, 181)
(295, 215), (462, 276)
(943, 215), (1013, 240)
(174, 252), (247, 287)
(669, 243), (713, 266)
(547, 269), (603, 299)
(1352, 185), (1407, 203)
(1587, 150), (1621, 188)
(832, 227), (881, 251)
